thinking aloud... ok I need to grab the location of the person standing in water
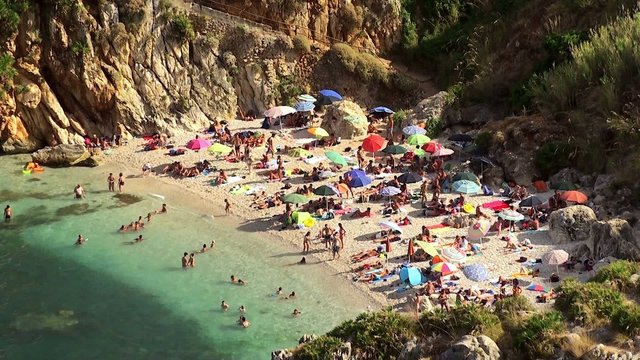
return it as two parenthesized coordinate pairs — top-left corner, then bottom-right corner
(221, 301), (229, 311)
(181, 252), (189, 269)
(118, 173), (125, 192)
(4, 205), (12, 222)
(107, 173), (115, 192)
(188, 253), (196, 267)
(74, 184), (86, 199)
(75, 234), (86, 246)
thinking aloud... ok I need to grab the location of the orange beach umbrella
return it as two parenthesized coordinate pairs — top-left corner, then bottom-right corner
(560, 190), (588, 204)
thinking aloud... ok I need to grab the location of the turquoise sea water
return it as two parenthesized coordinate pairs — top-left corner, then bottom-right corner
(0, 155), (371, 360)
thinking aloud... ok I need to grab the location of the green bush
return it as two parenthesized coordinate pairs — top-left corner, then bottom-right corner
(393, 110), (407, 124)
(555, 279), (625, 327)
(0, 52), (17, 98)
(400, 8), (419, 57)
(419, 305), (503, 341)
(169, 12), (195, 41)
(592, 260), (640, 290)
(534, 143), (574, 178)
(292, 35), (311, 53)
(424, 117), (443, 138)
(474, 132), (492, 153)
(330, 43), (390, 85)
(294, 335), (344, 360)
(494, 296), (533, 319)
(543, 31), (588, 64)
(328, 308), (415, 359)
(513, 311), (565, 358)
(0, 0), (29, 38)
(611, 305), (640, 336)
(70, 40), (89, 56)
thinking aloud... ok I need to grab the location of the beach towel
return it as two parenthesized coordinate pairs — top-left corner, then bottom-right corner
(230, 185), (252, 195)
(245, 186), (265, 195)
(481, 200), (510, 211)
(426, 223), (448, 230)
(212, 176), (243, 187)
(303, 156), (327, 165)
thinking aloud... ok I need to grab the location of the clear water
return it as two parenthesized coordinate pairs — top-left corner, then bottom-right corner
(0, 155), (371, 360)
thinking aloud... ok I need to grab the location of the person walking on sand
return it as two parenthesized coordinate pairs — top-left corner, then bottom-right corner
(107, 173), (115, 192)
(244, 145), (252, 174)
(303, 231), (311, 254)
(182, 252), (189, 269)
(266, 134), (275, 156)
(4, 205), (12, 222)
(118, 173), (125, 192)
(224, 199), (231, 214)
(331, 237), (341, 260)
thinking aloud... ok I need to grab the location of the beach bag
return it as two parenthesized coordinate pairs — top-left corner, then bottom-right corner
(482, 185), (494, 196)
(261, 118), (271, 129)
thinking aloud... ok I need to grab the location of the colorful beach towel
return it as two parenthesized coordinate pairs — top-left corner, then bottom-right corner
(482, 200), (510, 211)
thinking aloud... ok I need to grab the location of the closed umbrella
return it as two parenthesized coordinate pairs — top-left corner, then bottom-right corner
(308, 127), (329, 138)
(452, 172), (479, 183)
(264, 106), (296, 118)
(297, 94), (316, 102)
(406, 134), (431, 146)
(382, 145), (407, 155)
(422, 141), (443, 153)
(560, 190), (588, 204)
(542, 249), (569, 273)
(207, 143), (232, 154)
(294, 101), (315, 112)
(408, 240), (415, 261)
(519, 195), (544, 208)
(379, 186), (401, 197)
(398, 172), (422, 184)
(463, 264), (490, 282)
(415, 241), (439, 257)
(498, 209), (525, 221)
(399, 267), (422, 286)
(550, 180), (577, 191)
(403, 125), (426, 136)
(283, 193), (309, 204)
(380, 221), (403, 233)
(440, 247), (467, 263)
(314, 185), (338, 196)
(186, 138), (211, 150)
(362, 134), (386, 152)
(431, 148), (455, 157)
(452, 180), (481, 194)
(431, 262), (458, 276)
(349, 175), (372, 188)
(468, 220), (490, 243)
(325, 151), (348, 166)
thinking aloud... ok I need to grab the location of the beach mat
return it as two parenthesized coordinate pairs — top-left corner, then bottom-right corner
(482, 200), (510, 211)
(426, 223), (448, 230)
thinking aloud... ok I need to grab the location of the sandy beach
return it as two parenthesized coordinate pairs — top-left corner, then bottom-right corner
(105, 118), (598, 312)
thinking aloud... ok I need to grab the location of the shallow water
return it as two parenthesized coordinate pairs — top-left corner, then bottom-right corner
(0, 155), (371, 359)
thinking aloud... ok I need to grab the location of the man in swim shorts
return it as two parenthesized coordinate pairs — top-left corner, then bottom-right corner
(74, 184), (85, 199)
(182, 252), (189, 269)
(107, 173), (115, 192)
(4, 205), (12, 222)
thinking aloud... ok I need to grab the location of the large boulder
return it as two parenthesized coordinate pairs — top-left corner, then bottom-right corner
(589, 219), (640, 260)
(321, 101), (368, 139)
(31, 144), (102, 167)
(398, 337), (431, 360)
(270, 349), (293, 360)
(581, 344), (636, 360)
(548, 206), (597, 243)
(440, 335), (501, 360)
(549, 168), (581, 188)
(401, 91), (448, 128)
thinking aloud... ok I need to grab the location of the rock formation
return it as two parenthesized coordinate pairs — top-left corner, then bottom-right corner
(31, 144), (103, 167)
(321, 100), (368, 139)
(439, 335), (502, 360)
(549, 206), (598, 244)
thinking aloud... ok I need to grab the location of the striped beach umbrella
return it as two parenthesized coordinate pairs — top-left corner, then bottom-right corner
(527, 284), (550, 292)
(498, 209), (525, 222)
(452, 180), (481, 194)
(468, 220), (491, 243)
(297, 94), (317, 102)
(431, 147), (455, 157)
(379, 186), (401, 197)
(294, 101), (315, 112)
(440, 247), (467, 263)
(431, 262), (458, 275)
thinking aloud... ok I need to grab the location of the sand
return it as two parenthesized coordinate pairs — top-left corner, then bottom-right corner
(105, 118), (600, 312)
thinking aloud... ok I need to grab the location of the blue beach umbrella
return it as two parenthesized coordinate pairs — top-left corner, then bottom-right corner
(345, 169), (366, 179)
(349, 175), (372, 188)
(319, 89), (342, 101)
(294, 101), (315, 112)
(370, 106), (394, 114)
(399, 267), (422, 286)
(402, 125), (426, 136)
(463, 264), (490, 282)
(452, 180), (481, 194)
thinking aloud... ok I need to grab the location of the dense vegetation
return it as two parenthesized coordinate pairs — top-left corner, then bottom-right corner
(292, 261), (639, 359)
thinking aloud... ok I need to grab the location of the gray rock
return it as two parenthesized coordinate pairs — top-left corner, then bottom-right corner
(31, 144), (100, 167)
(550, 168), (581, 187)
(579, 174), (595, 188)
(581, 344), (638, 360)
(589, 219), (640, 260)
(549, 206), (598, 243)
(593, 174), (614, 195)
(593, 195), (606, 205)
(398, 337), (431, 360)
(270, 349), (293, 360)
(440, 335), (501, 360)
(402, 91), (448, 128)
(298, 334), (317, 344)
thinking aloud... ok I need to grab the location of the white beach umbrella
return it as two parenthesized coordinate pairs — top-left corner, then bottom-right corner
(264, 106), (296, 118)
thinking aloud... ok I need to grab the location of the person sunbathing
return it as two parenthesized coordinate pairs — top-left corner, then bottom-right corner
(350, 207), (372, 218)
(215, 170), (228, 185)
(352, 261), (383, 273)
(350, 249), (379, 263)
(396, 217), (411, 226)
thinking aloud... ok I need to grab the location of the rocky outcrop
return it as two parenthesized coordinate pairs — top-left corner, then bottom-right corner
(581, 344), (638, 360)
(31, 144), (103, 167)
(321, 100), (368, 139)
(398, 338), (431, 360)
(270, 349), (293, 360)
(549, 206), (598, 243)
(440, 335), (501, 360)
(589, 219), (640, 260)
(400, 91), (449, 129)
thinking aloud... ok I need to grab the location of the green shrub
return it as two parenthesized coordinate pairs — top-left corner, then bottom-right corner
(0, 52), (17, 98)
(534, 143), (574, 178)
(592, 260), (640, 290)
(494, 296), (533, 319)
(424, 117), (443, 138)
(70, 40), (89, 56)
(400, 8), (419, 58)
(292, 35), (311, 53)
(274, 74), (303, 106)
(419, 305), (503, 341)
(329, 43), (391, 86)
(328, 308), (415, 359)
(543, 31), (588, 64)
(294, 335), (344, 360)
(393, 110), (407, 124)
(555, 279), (625, 327)
(474, 132), (492, 153)
(169, 12), (195, 41)
(0, 0), (29, 38)
(611, 305), (640, 336)
(513, 310), (565, 358)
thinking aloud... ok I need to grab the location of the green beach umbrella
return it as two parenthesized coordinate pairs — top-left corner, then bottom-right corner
(414, 148), (427, 157)
(452, 172), (479, 183)
(325, 151), (348, 166)
(550, 180), (577, 191)
(283, 193), (309, 204)
(382, 145), (407, 155)
(313, 185), (338, 196)
(406, 134), (431, 146)
(207, 143), (232, 154)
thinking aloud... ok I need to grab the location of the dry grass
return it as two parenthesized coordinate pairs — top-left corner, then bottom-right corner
(559, 332), (597, 358)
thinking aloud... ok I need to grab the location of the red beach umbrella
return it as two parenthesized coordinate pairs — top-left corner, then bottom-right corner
(422, 141), (443, 153)
(186, 138), (211, 150)
(560, 190), (588, 204)
(362, 134), (386, 152)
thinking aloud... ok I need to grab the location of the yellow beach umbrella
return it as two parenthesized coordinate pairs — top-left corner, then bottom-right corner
(289, 148), (310, 157)
(415, 241), (439, 257)
(308, 127), (329, 138)
(208, 143), (232, 154)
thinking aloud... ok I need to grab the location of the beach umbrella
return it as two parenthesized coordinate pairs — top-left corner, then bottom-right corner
(542, 249), (569, 273)
(362, 134), (386, 152)
(431, 147), (455, 157)
(403, 125), (426, 136)
(440, 247), (467, 263)
(380, 221), (402, 233)
(452, 180), (481, 194)
(335, 183), (350, 196)
(415, 241), (439, 257)
(422, 141), (443, 153)
(283, 193), (309, 204)
(349, 175), (372, 188)
(369, 106), (394, 115)
(399, 267), (422, 286)
(379, 186), (401, 197)
(297, 94), (316, 102)
(527, 283), (550, 293)
(319, 171), (336, 179)
(291, 211), (315, 227)
(294, 101), (315, 112)
(468, 220), (491, 243)
(431, 262), (458, 276)
(319, 89), (342, 101)
(186, 138), (211, 150)
(431, 255), (444, 264)
(406, 134), (431, 146)
(207, 143), (232, 154)
(449, 134), (473, 142)
(289, 148), (310, 157)
(452, 172), (479, 183)
(398, 172), (422, 184)
(313, 185), (338, 196)
(345, 169), (366, 178)
(325, 151), (348, 166)
(560, 190), (588, 204)
(264, 106), (296, 118)
(550, 180), (577, 191)
(308, 127), (329, 138)
(382, 145), (407, 155)
(519, 195), (544, 208)
(463, 264), (490, 282)
(498, 209), (525, 221)
(413, 149), (427, 157)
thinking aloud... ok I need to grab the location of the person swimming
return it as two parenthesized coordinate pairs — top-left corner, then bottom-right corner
(239, 305), (246, 313)
(276, 287), (283, 295)
(201, 244), (208, 253)
(188, 253), (195, 267)
(238, 316), (250, 328)
(75, 234), (85, 246)
(286, 291), (296, 299)
(134, 235), (143, 243)
(210, 240), (216, 248)
(73, 184), (85, 199)
(292, 309), (301, 317)
(221, 300), (229, 311)
(118, 225), (128, 232)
